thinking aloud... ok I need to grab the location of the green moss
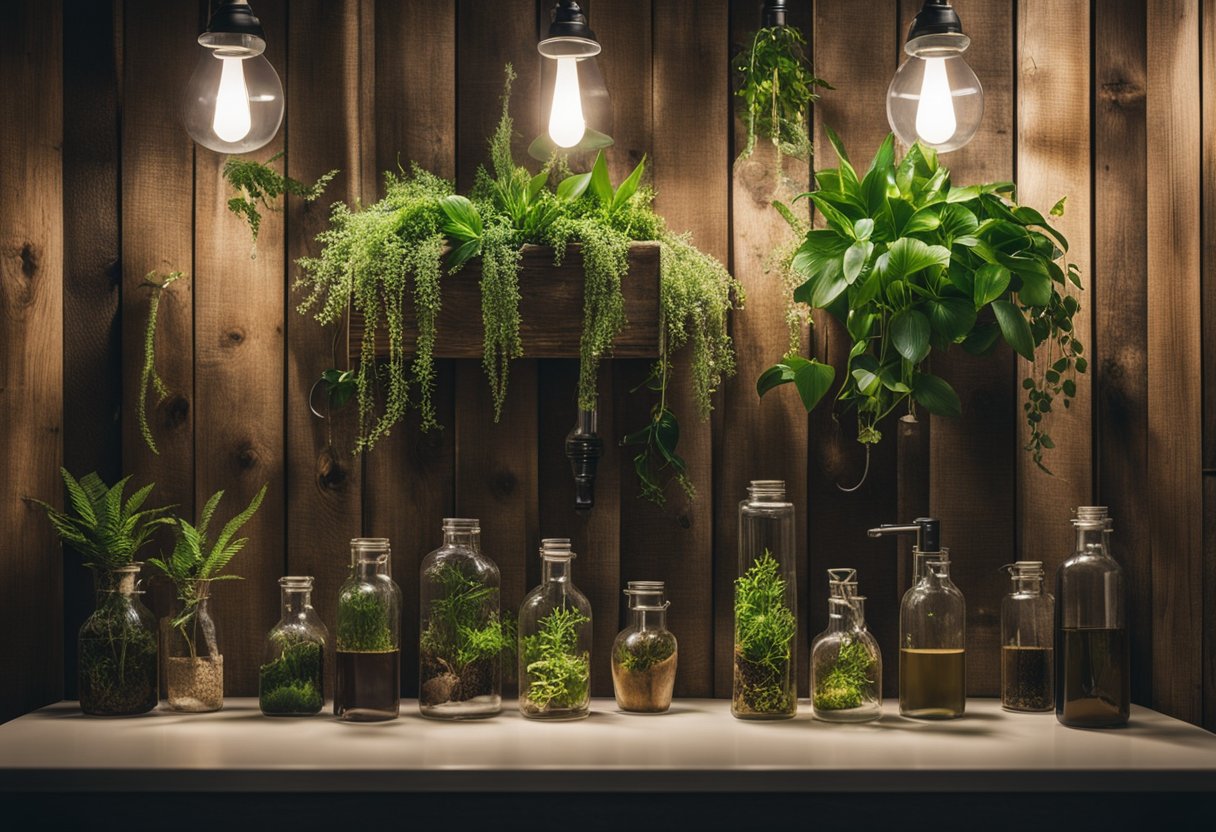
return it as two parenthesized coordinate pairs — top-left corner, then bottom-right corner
(734, 551), (796, 714)
(614, 636), (675, 673)
(521, 607), (590, 712)
(336, 587), (394, 652)
(813, 637), (876, 711)
(259, 638), (324, 715)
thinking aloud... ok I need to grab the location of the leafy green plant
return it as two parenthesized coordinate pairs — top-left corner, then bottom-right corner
(148, 485), (267, 658)
(734, 24), (832, 164)
(138, 270), (184, 455)
(615, 635), (675, 673)
(224, 151), (337, 251)
(259, 634), (324, 714)
(521, 606), (591, 712)
(421, 563), (511, 672)
(760, 131), (1085, 472)
(734, 550), (796, 714)
(814, 637), (876, 711)
(336, 585), (395, 652)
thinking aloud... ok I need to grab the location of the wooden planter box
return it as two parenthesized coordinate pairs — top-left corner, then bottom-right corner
(347, 242), (661, 360)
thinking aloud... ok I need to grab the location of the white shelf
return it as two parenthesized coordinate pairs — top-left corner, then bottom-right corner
(2, 698), (1214, 793)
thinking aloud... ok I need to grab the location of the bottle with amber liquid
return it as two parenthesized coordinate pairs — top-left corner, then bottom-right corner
(1000, 561), (1054, 712)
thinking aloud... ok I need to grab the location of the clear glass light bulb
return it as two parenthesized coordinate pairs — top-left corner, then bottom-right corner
(548, 57), (587, 148)
(913, 57), (956, 145)
(886, 35), (983, 153)
(212, 57), (253, 143)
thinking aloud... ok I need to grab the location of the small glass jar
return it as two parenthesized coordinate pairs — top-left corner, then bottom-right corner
(419, 518), (503, 719)
(259, 576), (328, 716)
(1000, 561), (1054, 712)
(335, 538), (402, 721)
(611, 581), (678, 713)
(166, 579), (224, 712)
(811, 569), (882, 722)
(78, 564), (159, 716)
(518, 538), (592, 720)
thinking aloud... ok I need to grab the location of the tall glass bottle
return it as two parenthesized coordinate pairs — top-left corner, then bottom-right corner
(1001, 561), (1053, 712)
(78, 563), (159, 716)
(419, 518), (503, 719)
(611, 581), (678, 713)
(810, 569), (882, 722)
(733, 480), (797, 719)
(166, 580), (224, 712)
(518, 538), (592, 720)
(260, 576), (328, 716)
(1055, 506), (1129, 727)
(335, 538), (401, 721)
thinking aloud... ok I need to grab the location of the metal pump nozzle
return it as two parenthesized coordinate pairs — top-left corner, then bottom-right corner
(867, 517), (941, 551)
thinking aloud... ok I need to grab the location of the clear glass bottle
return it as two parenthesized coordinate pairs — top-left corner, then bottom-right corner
(733, 480), (797, 719)
(419, 518), (503, 719)
(611, 581), (678, 713)
(78, 563), (159, 716)
(166, 579), (224, 712)
(1001, 561), (1054, 713)
(335, 538), (401, 721)
(1055, 506), (1129, 727)
(259, 576), (328, 716)
(518, 538), (592, 720)
(810, 569), (882, 722)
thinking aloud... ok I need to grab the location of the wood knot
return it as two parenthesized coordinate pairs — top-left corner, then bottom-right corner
(164, 395), (189, 428)
(224, 328), (245, 347)
(490, 469), (517, 499)
(235, 442), (260, 470)
(1099, 79), (1145, 109)
(19, 242), (39, 278)
(317, 448), (347, 490)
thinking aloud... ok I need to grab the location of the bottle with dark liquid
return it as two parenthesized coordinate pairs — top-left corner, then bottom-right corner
(335, 538), (401, 721)
(1000, 561), (1054, 712)
(1055, 507), (1129, 727)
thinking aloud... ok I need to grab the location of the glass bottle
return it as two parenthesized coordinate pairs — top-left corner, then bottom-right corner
(810, 569), (882, 722)
(1055, 506), (1129, 727)
(733, 480), (797, 719)
(1000, 561), (1054, 712)
(518, 538), (592, 720)
(611, 581), (678, 713)
(166, 579), (224, 712)
(335, 538), (401, 721)
(419, 518), (503, 719)
(78, 563), (159, 716)
(259, 576), (328, 716)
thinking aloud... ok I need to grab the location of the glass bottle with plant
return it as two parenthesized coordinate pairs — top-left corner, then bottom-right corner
(259, 576), (328, 716)
(611, 581), (677, 713)
(733, 480), (797, 719)
(34, 469), (173, 716)
(419, 518), (509, 719)
(335, 538), (402, 721)
(810, 568), (881, 722)
(148, 484), (267, 713)
(518, 539), (592, 720)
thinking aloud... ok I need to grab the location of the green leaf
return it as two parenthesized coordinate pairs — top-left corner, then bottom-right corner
(527, 170), (548, 202)
(589, 151), (613, 204)
(946, 185), (981, 203)
(850, 355), (882, 396)
(809, 193), (856, 235)
(757, 363), (795, 397)
(843, 240), (873, 284)
(1016, 269), (1053, 307)
(926, 297), (977, 341)
(847, 310), (876, 342)
(793, 359), (836, 412)
(853, 218), (875, 241)
(973, 263), (1012, 308)
(556, 171), (591, 201)
(912, 373), (961, 417)
(962, 323), (1001, 355)
(902, 206), (942, 235)
(860, 133), (895, 212)
(938, 203), (979, 240)
(890, 309), (931, 362)
(1050, 195), (1067, 217)
(879, 237), (951, 279)
(992, 299), (1036, 360)
(439, 195), (482, 242)
(608, 154), (646, 213)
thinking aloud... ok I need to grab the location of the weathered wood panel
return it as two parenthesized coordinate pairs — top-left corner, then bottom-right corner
(0, 0), (63, 723)
(1203, 0), (1216, 734)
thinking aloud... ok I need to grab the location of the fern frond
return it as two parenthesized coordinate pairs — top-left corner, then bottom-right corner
(61, 469), (97, 527)
(206, 484), (266, 578)
(197, 489), (225, 540)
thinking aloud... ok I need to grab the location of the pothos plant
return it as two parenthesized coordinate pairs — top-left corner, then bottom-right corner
(759, 130), (1085, 473)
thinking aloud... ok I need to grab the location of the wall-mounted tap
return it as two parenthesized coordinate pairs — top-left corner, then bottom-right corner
(565, 408), (603, 511)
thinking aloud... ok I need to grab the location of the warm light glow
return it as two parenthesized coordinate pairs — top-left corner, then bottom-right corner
(914, 57), (957, 145)
(548, 57), (586, 148)
(212, 56), (252, 143)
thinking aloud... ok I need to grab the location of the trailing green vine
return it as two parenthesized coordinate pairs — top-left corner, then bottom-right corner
(138, 270), (183, 455)
(223, 151), (337, 255)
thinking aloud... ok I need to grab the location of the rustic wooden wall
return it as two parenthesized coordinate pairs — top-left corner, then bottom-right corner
(2, 0), (1213, 729)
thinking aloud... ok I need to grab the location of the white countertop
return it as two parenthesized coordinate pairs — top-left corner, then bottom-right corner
(2, 698), (1214, 793)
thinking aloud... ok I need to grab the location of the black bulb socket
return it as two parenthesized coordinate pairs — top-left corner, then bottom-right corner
(565, 430), (603, 512)
(907, 0), (963, 40)
(762, 1), (788, 28)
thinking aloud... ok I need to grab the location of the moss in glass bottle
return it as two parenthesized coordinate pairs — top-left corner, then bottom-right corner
(335, 538), (402, 721)
(518, 539), (592, 720)
(260, 576), (327, 716)
(611, 581), (677, 713)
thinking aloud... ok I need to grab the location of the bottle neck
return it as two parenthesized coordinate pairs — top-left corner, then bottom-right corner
(827, 597), (864, 632)
(1012, 575), (1043, 595)
(96, 568), (139, 598)
(280, 588), (313, 617)
(355, 558), (389, 581)
(914, 550), (949, 582)
(630, 607), (667, 631)
(1074, 526), (1109, 556)
(443, 530), (481, 551)
(542, 556), (572, 584)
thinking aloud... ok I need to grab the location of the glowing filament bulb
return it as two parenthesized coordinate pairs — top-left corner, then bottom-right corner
(914, 57), (957, 145)
(548, 57), (586, 148)
(212, 56), (252, 143)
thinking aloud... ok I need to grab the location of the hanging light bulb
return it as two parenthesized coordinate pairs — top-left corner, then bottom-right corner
(549, 57), (587, 148)
(182, 1), (284, 154)
(886, 0), (984, 152)
(534, 1), (613, 158)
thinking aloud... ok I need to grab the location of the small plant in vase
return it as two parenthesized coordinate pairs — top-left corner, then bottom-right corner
(149, 484), (266, 712)
(733, 551), (797, 717)
(520, 607), (591, 718)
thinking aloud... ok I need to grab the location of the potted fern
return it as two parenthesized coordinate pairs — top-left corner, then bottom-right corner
(149, 485), (266, 712)
(34, 469), (173, 716)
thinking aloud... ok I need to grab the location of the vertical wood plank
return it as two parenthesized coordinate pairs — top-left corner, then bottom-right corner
(367, 0), (458, 699)
(1146, 0), (1203, 723)
(1, 0), (63, 722)
(715, 0), (811, 698)
(811, 0), (902, 698)
(1203, 0), (1216, 732)
(1094, 0), (1152, 705)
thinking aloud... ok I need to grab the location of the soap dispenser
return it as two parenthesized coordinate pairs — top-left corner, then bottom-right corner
(869, 518), (966, 719)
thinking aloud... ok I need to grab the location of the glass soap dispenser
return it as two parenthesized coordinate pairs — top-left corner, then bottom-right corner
(733, 480), (797, 720)
(1055, 506), (1129, 727)
(810, 569), (882, 722)
(335, 538), (401, 722)
(1000, 561), (1054, 712)
(419, 518), (502, 719)
(259, 576), (328, 716)
(518, 538), (593, 720)
(869, 518), (966, 719)
(611, 581), (678, 713)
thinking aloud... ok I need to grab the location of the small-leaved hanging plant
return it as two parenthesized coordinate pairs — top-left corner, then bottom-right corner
(137, 270), (184, 456)
(223, 151), (337, 255)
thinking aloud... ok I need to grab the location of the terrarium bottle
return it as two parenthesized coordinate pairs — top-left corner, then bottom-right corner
(611, 581), (678, 713)
(1055, 507), (1129, 727)
(335, 538), (401, 721)
(166, 579), (224, 712)
(78, 563), (159, 716)
(518, 538), (593, 720)
(810, 569), (882, 723)
(259, 576), (328, 716)
(419, 518), (502, 719)
(733, 480), (797, 720)
(1000, 561), (1054, 713)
